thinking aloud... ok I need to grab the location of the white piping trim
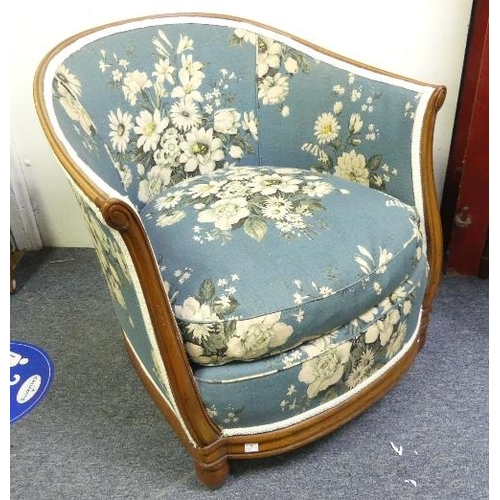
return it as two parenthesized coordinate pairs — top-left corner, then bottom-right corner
(410, 90), (434, 253)
(41, 13), (435, 444)
(44, 107), (127, 203)
(197, 277), (419, 384)
(221, 309), (422, 437)
(42, 75), (128, 204)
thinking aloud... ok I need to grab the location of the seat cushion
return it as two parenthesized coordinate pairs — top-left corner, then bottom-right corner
(140, 165), (423, 366)
(194, 257), (427, 430)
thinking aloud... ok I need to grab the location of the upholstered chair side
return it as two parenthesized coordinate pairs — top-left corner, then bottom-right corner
(33, 49), (231, 487)
(97, 193), (231, 485)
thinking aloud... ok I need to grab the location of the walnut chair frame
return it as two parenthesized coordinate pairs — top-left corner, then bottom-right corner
(34, 12), (446, 489)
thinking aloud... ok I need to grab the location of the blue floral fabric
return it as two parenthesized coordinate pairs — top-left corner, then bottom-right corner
(140, 165), (423, 365)
(46, 17), (433, 429)
(195, 256), (427, 429)
(50, 21), (423, 210)
(73, 190), (175, 408)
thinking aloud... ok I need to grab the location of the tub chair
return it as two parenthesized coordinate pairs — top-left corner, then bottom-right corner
(34, 13), (446, 489)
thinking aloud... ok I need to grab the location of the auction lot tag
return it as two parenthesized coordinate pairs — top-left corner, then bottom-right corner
(10, 342), (54, 423)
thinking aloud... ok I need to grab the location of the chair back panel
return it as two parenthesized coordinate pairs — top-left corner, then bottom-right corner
(50, 22), (259, 209)
(256, 45), (424, 206)
(48, 16), (435, 209)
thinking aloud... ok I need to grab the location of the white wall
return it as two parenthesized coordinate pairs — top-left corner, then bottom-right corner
(10, 0), (474, 247)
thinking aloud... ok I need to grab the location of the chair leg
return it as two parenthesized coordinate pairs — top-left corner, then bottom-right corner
(194, 458), (230, 490)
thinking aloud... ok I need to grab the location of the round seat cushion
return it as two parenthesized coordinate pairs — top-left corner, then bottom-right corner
(140, 166), (423, 366)
(193, 258), (427, 430)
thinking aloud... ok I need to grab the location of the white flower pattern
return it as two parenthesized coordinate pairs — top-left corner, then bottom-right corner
(67, 30), (261, 207)
(150, 166), (349, 243)
(226, 313), (293, 360)
(52, 23), (429, 430)
(276, 279), (419, 421)
(299, 340), (352, 398)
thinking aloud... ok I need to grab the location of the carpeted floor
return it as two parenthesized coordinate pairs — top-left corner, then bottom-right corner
(10, 247), (489, 499)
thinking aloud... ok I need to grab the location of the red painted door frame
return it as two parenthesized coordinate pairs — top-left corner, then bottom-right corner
(440, 0), (489, 277)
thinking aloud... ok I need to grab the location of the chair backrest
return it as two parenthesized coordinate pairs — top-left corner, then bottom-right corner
(43, 14), (439, 212)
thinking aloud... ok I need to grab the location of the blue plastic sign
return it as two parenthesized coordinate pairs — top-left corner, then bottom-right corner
(10, 342), (54, 424)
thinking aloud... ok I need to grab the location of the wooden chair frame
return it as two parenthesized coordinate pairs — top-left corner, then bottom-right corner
(33, 12), (446, 489)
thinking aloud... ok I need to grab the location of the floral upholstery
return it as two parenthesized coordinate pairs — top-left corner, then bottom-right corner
(141, 166), (423, 365)
(44, 16), (439, 439)
(51, 21), (424, 211)
(72, 187), (179, 414)
(195, 257), (427, 430)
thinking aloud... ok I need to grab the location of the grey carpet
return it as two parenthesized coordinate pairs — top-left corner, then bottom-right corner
(10, 247), (488, 499)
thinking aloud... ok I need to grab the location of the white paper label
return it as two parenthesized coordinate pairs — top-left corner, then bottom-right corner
(244, 443), (259, 453)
